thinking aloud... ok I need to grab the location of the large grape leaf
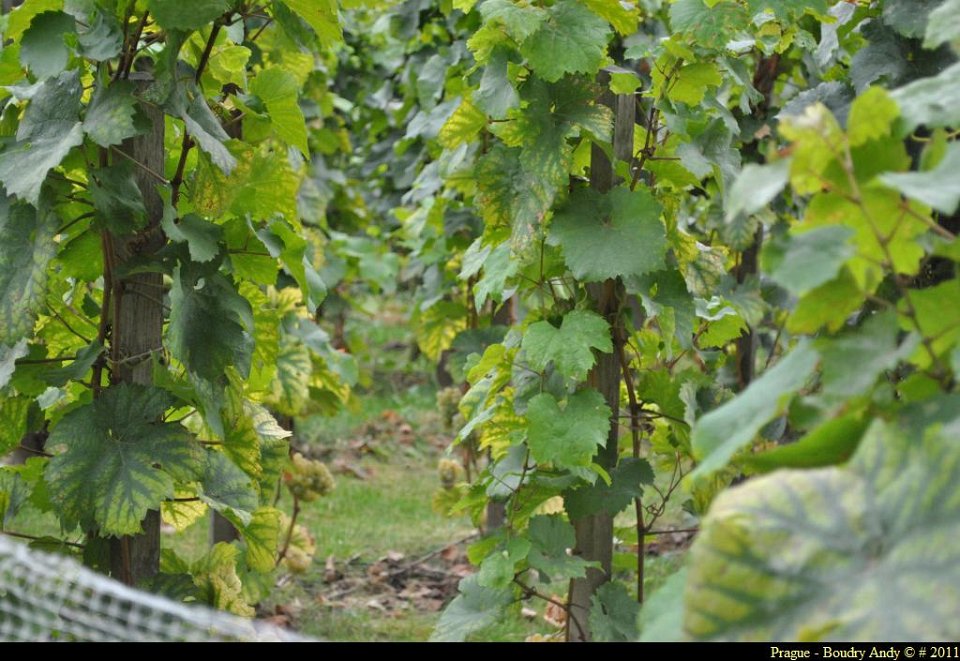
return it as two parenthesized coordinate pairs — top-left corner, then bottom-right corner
(197, 449), (259, 526)
(146, 0), (231, 31)
(550, 187), (665, 282)
(168, 269), (255, 382)
(83, 80), (140, 148)
(761, 226), (856, 297)
(685, 419), (960, 641)
(690, 341), (819, 479)
(473, 144), (553, 250)
(172, 90), (237, 175)
(0, 70), (83, 204)
(250, 67), (308, 156)
(20, 10), (75, 79)
(925, 0), (960, 49)
(590, 582), (639, 642)
(478, 0), (547, 43)
(892, 62), (960, 132)
(430, 574), (513, 642)
(280, 0), (342, 44)
(45, 385), (202, 536)
(881, 142), (960, 215)
(474, 47), (518, 120)
(521, 310), (612, 380)
(0, 195), (57, 345)
(526, 514), (594, 581)
(526, 389), (610, 471)
(670, 0), (750, 49)
(520, 0), (611, 83)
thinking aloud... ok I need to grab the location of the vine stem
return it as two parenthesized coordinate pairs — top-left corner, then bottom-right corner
(514, 577), (587, 642)
(275, 495), (301, 566)
(615, 334), (646, 604)
(170, 22), (222, 208)
(1, 530), (84, 549)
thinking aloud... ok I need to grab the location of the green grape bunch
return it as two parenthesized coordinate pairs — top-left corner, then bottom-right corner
(283, 452), (336, 502)
(436, 386), (462, 430)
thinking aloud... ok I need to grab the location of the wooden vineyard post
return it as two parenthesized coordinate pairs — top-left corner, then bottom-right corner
(106, 74), (166, 585)
(566, 74), (635, 641)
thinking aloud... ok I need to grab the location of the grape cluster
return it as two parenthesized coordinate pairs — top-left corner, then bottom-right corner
(279, 512), (317, 574)
(437, 457), (464, 489)
(284, 452), (336, 502)
(436, 386), (462, 430)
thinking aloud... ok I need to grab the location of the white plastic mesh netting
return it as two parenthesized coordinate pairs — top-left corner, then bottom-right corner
(0, 536), (307, 642)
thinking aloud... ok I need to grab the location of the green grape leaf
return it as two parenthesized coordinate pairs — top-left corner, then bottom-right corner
(430, 574), (513, 642)
(233, 506), (282, 572)
(582, 0), (639, 35)
(476, 536), (530, 589)
(6, 0), (61, 41)
(847, 87), (899, 147)
(746, 0), (828, 21)
(268, 339), (312, 416)
(161, 495), (207, 532)
(564, 457), (654, 519)
(190, 542), (254, 616)
(146, 0), (231, 31)
(925, 0), (960, 49)
(58, 230), (102, 281)
(163, 213), (223, 263)
(198, 448), (259, 526)
(89, 163), (147, 235)
(173, 91), (237, 175)
(527, 389), (610, 470)
(550, 187), (665, 282)
(77, 5), (123, 61)
(817, 311), (918, 398)
(20, 11), (75, 79)
(686, 420), (960, 641)
(521, 310), (612, 380)
(230, 149), (300, 222)
(725, 160), (790, 222)
(40, 341), (103, 387)
(521, 0), (611, 83)
(45, 385), (202, 536)
(668, 62), (722, 106)
(900, 279), (960, 368)
(0, 71), (83, 205)
(474, 144), (553, 249)
(691, 341), (819, 479)
(527, 514), (593, 581)
(478, 0), (547, 43)
(83, 80), (140, 148)
(590, 582), (639, 642)
(787, 267), (865, 334)
(168, 269), (255, 382)
(280, 0), (342, 44)
(473, 242), (518, 309)
(881, 142), (960, 215)
(882, 0), (941, 38)
(761, 226), (856, 297)
(0, 195), (57, 345)
(892, 62), (960, 132)
(259, 221), (326, 310)
(0, 397), (29, 455)
(670, 0), (750, 49)
(251, 67), (308, 156)
(474, 47), (519, 120)
(439, 96), (487, 149)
